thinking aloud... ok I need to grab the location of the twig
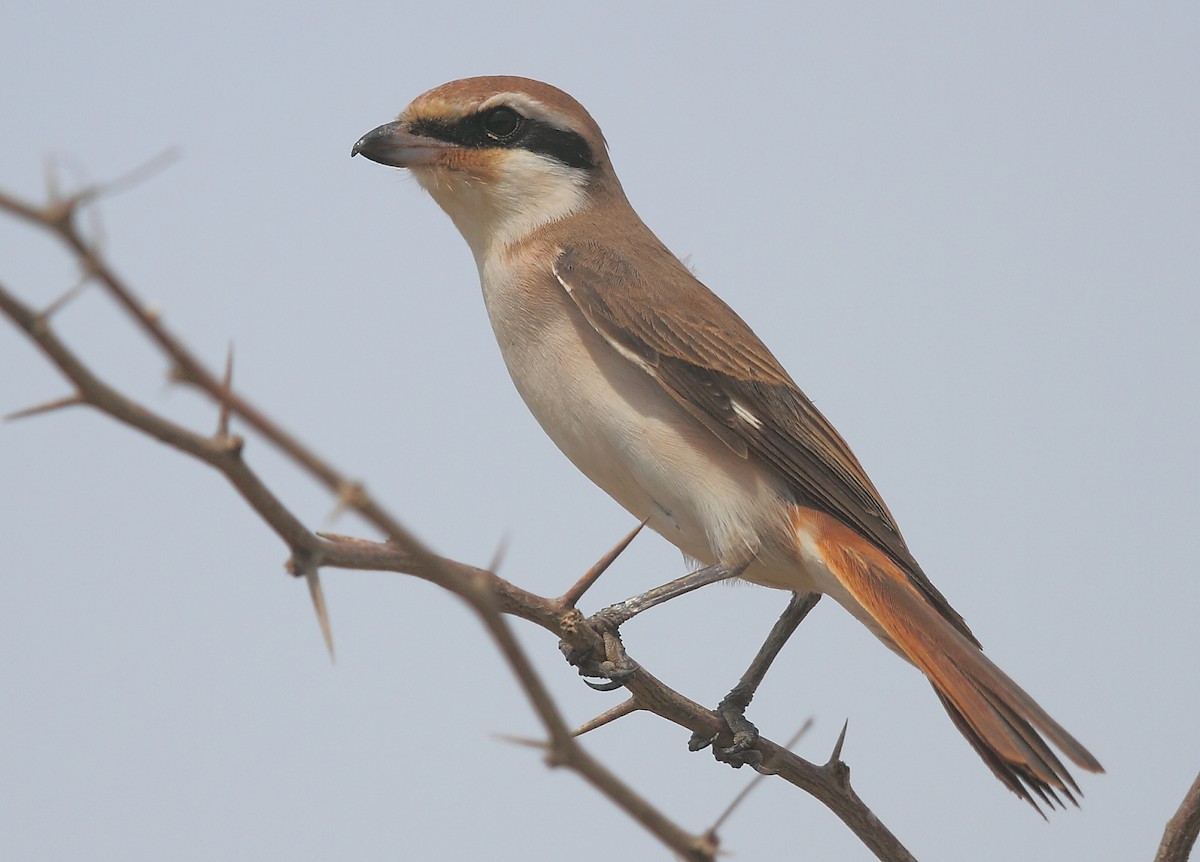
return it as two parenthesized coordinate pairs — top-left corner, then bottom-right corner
(1156, 769), (1200, 862)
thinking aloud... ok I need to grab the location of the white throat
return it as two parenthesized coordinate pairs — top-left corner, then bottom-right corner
(414, 150), (591, 264)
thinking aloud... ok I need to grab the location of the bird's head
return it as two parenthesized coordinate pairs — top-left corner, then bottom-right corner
(354, 76), (619, 260)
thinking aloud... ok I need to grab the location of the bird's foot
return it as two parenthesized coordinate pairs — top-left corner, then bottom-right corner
(560, 615), (639, 691)
(688, 694), (762, 768)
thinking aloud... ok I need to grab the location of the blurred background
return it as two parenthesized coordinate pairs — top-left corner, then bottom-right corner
(2, 3), (1197, 859)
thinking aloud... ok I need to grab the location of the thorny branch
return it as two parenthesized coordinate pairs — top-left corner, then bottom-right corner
(12, 168), (1161, 862)
(1157, 769), (1200, 862)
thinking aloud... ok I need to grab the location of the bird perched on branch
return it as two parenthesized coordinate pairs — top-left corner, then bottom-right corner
(353, 75), (1102, 809)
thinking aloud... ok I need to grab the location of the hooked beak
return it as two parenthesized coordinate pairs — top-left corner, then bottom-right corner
(351, 121), (452, 168)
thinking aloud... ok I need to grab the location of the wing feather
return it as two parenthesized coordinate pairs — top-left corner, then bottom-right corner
(553, 244), (976, 644)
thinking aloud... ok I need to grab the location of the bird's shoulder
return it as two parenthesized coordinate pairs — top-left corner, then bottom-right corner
(545, 226), (794, 388)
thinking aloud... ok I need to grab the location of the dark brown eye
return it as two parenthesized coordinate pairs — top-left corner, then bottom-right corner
(482, 106), (521, 140)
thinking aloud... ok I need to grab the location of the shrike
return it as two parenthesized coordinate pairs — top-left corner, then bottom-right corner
(353, 76), (1102, 807)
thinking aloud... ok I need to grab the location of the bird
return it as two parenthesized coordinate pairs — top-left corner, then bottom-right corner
(352, 75), (1102, 809)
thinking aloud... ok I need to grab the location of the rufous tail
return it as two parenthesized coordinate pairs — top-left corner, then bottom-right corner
(798, 510), (1104, 812)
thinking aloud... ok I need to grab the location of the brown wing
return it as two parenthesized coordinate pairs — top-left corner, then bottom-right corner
(553, 242), (977, 644)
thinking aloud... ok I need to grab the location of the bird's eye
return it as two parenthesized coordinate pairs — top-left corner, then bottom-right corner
(482, 106), (521, 140)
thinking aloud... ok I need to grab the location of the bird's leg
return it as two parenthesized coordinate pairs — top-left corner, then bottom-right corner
(563, 561), (749, 689)
(591, 560), (750, 628)
(690, 591), (822, 768)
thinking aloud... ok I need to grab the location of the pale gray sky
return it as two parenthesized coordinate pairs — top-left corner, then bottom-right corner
(2, 3), (1198, 860)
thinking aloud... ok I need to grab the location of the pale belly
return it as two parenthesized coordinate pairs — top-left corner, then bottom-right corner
(479, 265), (820, 590)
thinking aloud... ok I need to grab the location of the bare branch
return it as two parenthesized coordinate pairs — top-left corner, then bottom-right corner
(1, 175), (919, 862)
(0, 183), (718, 860)
(1157, 769), (1200, 862)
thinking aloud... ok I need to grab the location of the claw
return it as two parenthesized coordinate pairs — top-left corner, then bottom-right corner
(689, 696), (763, 768)
(561, 635), (639, 691)
(584, 676), (629, 692)
(578, 654), (638, 690)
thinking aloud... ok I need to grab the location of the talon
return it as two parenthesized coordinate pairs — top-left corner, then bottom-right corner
(582, 655), (638, 686)
(562, 637), (639, 691)
(584, 676), (628, 692)
(688, 698), (763, 768)
(577, 659), (637, 690)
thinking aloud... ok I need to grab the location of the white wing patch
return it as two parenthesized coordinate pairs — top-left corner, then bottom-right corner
(730, 398), (763, 429)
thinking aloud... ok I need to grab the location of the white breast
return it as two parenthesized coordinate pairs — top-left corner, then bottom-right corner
(475, 251), (794, 571)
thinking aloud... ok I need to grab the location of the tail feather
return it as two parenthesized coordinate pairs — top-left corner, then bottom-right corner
(799, 511), (1103, 810)
(934, 688), (1073, 813)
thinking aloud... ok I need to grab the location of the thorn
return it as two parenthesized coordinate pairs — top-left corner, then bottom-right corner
(305, 569), (335, 662)
(696, 829), (721, 860)
(4, 394), (83, 422)
(43, 192), (86, 233)
(571, 698), (640, 737)
(85, 203), (106, 255)
(492, 733), (549, 751)
(36, 151), (177, 237)
(42, 155), (83, 210)
(494, 734), (570, 770)
(487, 531), (511, 574)
(92, 147), (182, 201)
(43, 157), (61, 203)
(216, 342), (234, 440)
(38, 277), (91, 321)
(218, 434), (245, 457)
(327, 481), (366, 525)
(827, 718), (849, 765)
(558, 517), (648, 609)
(315, 530), (377, 546)
(39, 156), (93, 229)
